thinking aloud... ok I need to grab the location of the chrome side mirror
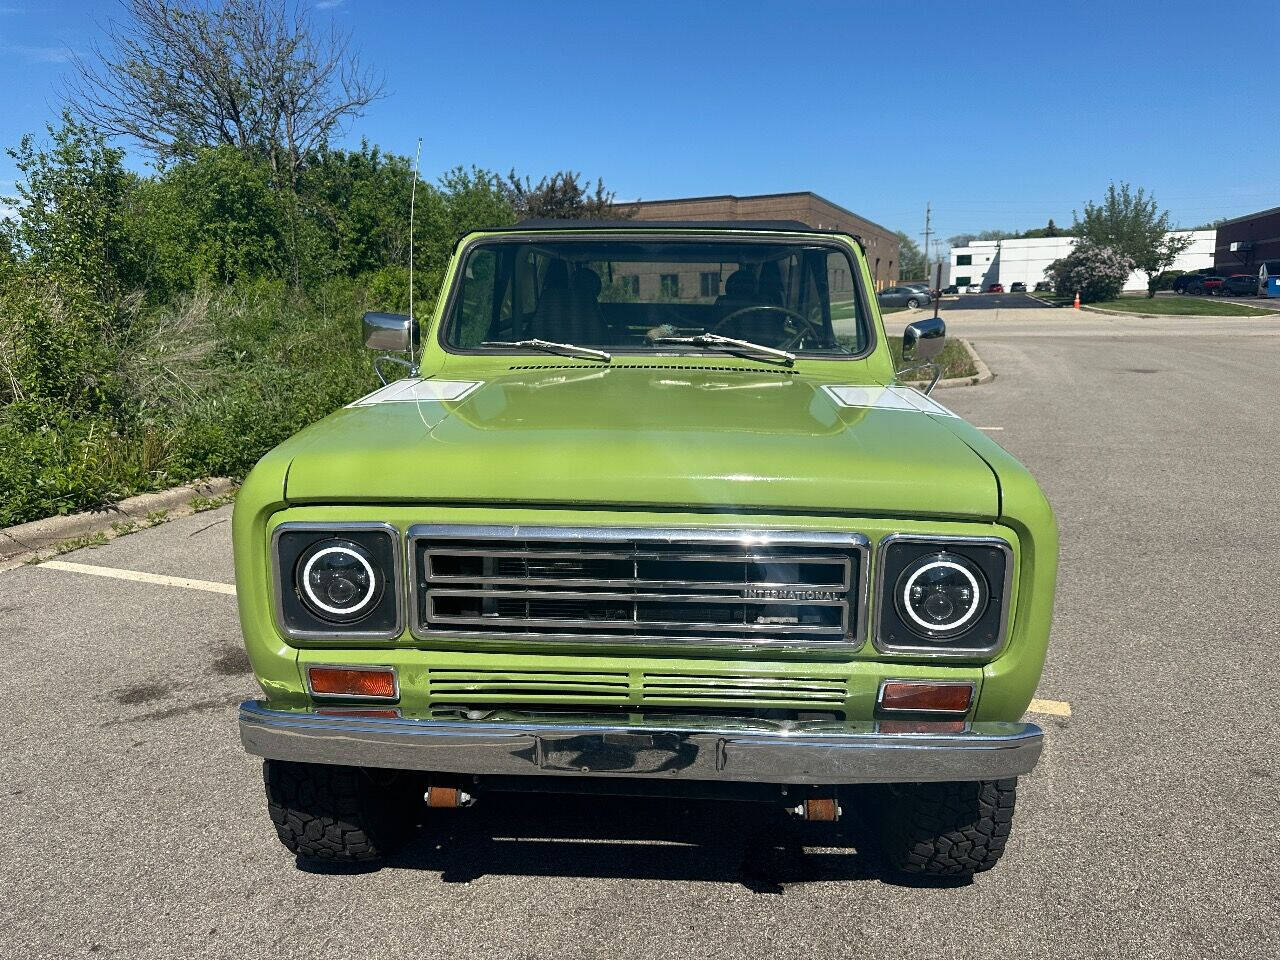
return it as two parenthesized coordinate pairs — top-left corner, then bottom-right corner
(902, 316), (945, 362)
(362, 312), (413, 352)
(361, 312), (419, 384)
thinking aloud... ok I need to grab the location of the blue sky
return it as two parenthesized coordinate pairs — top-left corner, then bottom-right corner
(2, 0), (1277, 246)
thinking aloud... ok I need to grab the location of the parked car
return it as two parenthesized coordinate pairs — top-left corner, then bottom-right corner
(1177, 272), (1221, 295)
(964, 284), (983, 294)
(1196, 276), (1225, 296)
(941, 284), (959, 295)
(1217, 274), (1258, 297)
(987, 283), (1004, 293)
(878, 285), (931, 309)
(233, 221), (1057, 880)
(1009, 282), (1026, 292)
(1033, 281), (1052, 292)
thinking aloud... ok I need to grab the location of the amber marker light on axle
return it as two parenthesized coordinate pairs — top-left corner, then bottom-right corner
(307, 665), (398, 700)
(878, 680), (973, 714)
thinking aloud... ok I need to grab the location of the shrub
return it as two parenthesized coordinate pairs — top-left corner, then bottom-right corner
(1045, 244), (1134, 303)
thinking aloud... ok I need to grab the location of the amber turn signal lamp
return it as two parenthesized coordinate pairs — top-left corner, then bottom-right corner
(878, 680), (973, 714)
(307, 665), (398, 700)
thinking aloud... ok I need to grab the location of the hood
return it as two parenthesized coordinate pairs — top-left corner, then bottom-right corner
(282, 366), (998, 518)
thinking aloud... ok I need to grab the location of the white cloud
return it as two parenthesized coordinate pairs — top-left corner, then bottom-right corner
(315, 0), (349, 9)
(3, 43), (76, 63)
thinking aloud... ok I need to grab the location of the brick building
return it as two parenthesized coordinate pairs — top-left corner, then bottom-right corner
(1214, 205), (1280, 278)
(621, 192), (900, 290)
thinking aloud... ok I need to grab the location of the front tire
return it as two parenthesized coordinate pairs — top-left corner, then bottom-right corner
(263, 759), (420, 863)
(872, 778), (1018, 879)
(907, 298), (920, 309)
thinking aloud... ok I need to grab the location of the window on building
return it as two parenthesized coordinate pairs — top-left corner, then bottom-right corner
(699, 271), (720, 297)
(955, 276), (971, 286)
(956, 254), (972, 266)
(621, 275), (640, 297)
(660, 274), (680, 298)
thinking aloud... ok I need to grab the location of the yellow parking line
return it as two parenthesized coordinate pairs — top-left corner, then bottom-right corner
(1027, 698), (1072, 717)
(39, 559), (236, 596)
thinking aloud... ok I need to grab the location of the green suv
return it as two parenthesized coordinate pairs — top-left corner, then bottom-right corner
(234, 220), (1057, 878)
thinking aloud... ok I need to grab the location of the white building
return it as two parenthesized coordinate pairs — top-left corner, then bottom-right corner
(949, 230), (1216, 292)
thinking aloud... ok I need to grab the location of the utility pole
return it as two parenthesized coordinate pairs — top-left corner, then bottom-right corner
(921, 202), (932, 282)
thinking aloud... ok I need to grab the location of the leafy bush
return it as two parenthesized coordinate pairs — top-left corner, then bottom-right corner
(0, 116), (627, 527)
(1045, 244), (1134, 303)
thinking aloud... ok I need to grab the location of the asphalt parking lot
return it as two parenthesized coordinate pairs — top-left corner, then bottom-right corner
(4, 307), (1279, 959)
(939, 292), (1051, 311)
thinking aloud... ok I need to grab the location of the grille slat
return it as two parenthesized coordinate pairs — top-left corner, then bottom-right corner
(411, 526), (866, 648)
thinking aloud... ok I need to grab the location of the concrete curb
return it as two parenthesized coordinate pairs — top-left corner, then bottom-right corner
(0, 478), (236, 562)
(905, 338), (994, 390)
(1081, 303), (1280, 320)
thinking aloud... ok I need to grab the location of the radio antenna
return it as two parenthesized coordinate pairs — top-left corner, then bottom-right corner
(408, 137), (422, 375)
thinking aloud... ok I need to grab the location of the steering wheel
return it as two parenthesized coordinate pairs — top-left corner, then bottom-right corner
(714, 304), (823, 350)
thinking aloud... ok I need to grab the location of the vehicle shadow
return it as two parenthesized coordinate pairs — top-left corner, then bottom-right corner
(297, 792), (970, 891)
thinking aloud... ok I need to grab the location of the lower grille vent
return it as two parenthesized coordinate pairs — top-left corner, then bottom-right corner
(427, 669), (629, 704)
(424, 668), (850, 710)
(641, 674), (848, 706)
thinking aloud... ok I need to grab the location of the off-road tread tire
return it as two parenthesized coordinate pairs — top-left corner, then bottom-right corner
(876, 778), (1017, 878)
(263, 759), (417, 862)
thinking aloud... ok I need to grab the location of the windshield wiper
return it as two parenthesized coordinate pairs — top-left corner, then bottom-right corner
(481, 338), (611, 362)
(650, 333), (795, 366)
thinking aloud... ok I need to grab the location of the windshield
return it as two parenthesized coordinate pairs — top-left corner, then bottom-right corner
(442, 237), (870, 356)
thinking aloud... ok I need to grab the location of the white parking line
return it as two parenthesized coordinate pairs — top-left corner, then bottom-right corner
(1027, 698), (1072, 717)
(39, 560), (236, 595)
(977, 426), (1004, 431)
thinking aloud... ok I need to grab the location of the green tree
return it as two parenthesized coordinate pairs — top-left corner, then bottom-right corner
(3, 114), (140, 298)
(896, 230), (926, 280)
(0, 116), (141, 411)
(135, 146), (287, 293)
(297, 143), (414, 281)
(1073, 183), (1192, 298)
(502, 170), (630, 220)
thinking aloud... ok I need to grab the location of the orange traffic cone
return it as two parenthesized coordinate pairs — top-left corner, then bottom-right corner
(1073, 291), (1081, 309)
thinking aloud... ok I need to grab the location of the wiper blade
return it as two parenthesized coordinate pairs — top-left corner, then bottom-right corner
(481, 338), (611, 362)
(650, 333), (795, 366)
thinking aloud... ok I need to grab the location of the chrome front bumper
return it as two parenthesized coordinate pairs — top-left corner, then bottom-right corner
(239, 701), (1043, 784)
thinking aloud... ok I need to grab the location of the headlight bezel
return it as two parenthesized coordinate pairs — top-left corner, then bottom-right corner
(271, 521), (403, 640)
(872, 534), (1013, 658)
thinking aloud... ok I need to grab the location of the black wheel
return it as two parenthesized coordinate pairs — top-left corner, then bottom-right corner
(870, 778), (1018, 879)
(906, 298), (920, 309)
(263, 759), (420, 863)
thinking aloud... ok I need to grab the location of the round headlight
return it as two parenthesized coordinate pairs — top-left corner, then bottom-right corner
(895, 552), (988, 639)
(297, 539), (382, 622)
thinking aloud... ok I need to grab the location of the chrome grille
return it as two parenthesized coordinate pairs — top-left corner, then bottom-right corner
(409, 525), (867, 648)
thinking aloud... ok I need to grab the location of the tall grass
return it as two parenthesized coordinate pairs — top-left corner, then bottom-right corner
(0, 279), (381, 525)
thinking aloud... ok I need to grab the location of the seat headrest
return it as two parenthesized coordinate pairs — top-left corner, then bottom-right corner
(724, 270), (755, 298)
(573, 266), (602, 297)
(542, 260), (570, 291)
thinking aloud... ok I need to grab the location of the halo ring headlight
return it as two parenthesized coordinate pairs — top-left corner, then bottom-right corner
(896, 553), (987, 638)
(298, 540), (380, 621)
